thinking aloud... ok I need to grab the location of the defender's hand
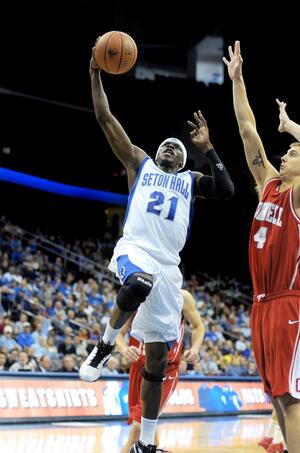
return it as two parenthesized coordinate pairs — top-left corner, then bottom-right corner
(223, 40), (243, 81)
(184, 348), (200, 364)
(276, 98), (290, 133)
(121, 345), (141, 362)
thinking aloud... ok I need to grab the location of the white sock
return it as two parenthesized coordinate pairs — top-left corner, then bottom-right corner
(265, 417), (276, 438)
(102, 322), (121, 345)
(273, 423), (284, 444)
(140, 417), (158, 446)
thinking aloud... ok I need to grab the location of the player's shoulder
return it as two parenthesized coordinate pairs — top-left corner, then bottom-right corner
(259, 177), (282, 200)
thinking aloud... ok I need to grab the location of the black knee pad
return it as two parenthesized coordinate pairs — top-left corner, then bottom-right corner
(142, 367), (166, 383)
(116, 273), (153, 312)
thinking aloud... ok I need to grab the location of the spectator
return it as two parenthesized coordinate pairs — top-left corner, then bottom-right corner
(0, 351), (8, 370)
(16, 322), (34, 348)
(56, 355), (77, 372)
(32, 321), (47, 344)
(190, 361), (205, 376)
(226, 355), (247, 377)
(32, 336), (49, 358)
(246, 362), (259, 376)
(235, 334), (247, 353)
(0, 325), (20, 351)
(9, 351), (32, 372)
(36, 355), (53, 372)
(14, 313), (29, 333)
(46, 336), (59, 360)
(58, 335), (76, 355)
(74, 335), (87, 358)
(5, 347), (19, 368)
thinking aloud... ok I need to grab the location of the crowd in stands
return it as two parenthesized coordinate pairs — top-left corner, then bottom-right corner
(0, 219), (259, 377)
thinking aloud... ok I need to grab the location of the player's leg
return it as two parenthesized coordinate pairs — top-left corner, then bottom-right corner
(258, 408), (276, 450)
(121, 421), (160, 453)
(130, 265), (181, 452)
(103, 270), (153, 335)
(271, 398), (286, 442)
(264, 402), (287, 452)
(80, 261), (153, 382)
(139, 341), (169, 446)
(121, 421), (141, 453)
(124, 353), (176, 452)
(122, 350), (144, 453)
(266, 296), (300, 453)
(277, 393), (300, 453)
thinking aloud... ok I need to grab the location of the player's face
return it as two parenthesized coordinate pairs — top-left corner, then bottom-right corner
(156, 142), (183, 171)
(280, 145), (300, 178)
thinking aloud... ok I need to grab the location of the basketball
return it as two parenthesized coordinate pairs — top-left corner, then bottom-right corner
(94, 31), (138, 75)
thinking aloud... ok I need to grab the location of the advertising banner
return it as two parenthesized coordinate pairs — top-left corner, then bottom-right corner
(0, 377), (272, 421)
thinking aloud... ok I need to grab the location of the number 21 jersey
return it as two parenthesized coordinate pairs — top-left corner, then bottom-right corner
(122, 157), (195, 265)
(249, 178), (300, 297)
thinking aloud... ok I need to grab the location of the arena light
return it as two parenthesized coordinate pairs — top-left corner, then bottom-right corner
(0, 167), (128, 206)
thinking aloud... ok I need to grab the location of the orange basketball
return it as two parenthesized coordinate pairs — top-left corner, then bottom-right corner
(94, 31), (138, 75)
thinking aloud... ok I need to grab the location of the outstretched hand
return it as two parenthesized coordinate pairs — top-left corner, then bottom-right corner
(188, 110), (212, 152)
(121, 345), (142, 363)
(223, 40), (243, 80)
(90, 47), (99, 73)
(276, 98), (290, 133)
(90, 37), (101, 74)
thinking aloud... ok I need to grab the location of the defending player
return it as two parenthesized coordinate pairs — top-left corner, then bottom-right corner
(224, 40), (300, 453)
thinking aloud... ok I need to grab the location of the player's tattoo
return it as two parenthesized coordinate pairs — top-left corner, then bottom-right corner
(252, 149), (265, 168)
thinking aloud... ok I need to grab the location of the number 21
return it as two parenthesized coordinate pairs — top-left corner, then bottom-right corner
(147, 191), (178, 221)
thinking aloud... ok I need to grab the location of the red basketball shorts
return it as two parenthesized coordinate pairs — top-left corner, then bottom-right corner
(251, 291), (300, 398)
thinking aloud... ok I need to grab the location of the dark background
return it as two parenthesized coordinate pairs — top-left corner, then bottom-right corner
(0, 2), (298, 282)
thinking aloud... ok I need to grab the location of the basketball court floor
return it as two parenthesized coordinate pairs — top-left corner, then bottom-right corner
(0, 415), (270, 452)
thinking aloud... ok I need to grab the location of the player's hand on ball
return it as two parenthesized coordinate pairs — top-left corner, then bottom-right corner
(184, 348), (200, 364)
(90, 47), (99, 71)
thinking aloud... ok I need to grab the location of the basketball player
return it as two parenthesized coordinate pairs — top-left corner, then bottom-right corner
(80, 47), (234, 453)
(116, 289), (205, 453)
(223, 40), (300, 453)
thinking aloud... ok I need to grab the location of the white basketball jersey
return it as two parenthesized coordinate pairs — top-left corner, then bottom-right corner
(121, 157), (195, 265)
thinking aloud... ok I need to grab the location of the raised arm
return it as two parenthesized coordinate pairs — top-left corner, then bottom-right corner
(181, 289), (205, 364)
(277, 99), (300, 210)
(188, 111), (234, 199)
(223, 41), (278, 191)
(276, 98), (300, 142)
(90, 50), (146, 182)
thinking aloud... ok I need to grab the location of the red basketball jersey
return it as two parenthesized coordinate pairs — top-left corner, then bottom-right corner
(249, 178), (300, 297)
(129, 317), (185, 367)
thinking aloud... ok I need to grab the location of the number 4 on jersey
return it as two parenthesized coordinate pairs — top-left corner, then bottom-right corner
(254, 226), (268, 249)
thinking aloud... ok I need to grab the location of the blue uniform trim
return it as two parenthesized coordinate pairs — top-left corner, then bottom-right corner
(166, 339), (176, 350)
(186, 171), (195, 240)
(116, 254), (146, 284)
(123, 156), (150, 227)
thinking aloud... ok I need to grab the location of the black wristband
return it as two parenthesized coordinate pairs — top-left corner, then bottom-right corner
(197, 148), (234, 199)
(205, 148), (223, 166)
